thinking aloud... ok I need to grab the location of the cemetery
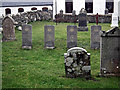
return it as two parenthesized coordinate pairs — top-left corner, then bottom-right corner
(0, 0), (120, 89)
(1, 17), (120, 88)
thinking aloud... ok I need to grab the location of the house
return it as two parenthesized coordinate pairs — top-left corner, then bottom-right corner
(0, 0), (53, 17)
(53, 0), (120, 21)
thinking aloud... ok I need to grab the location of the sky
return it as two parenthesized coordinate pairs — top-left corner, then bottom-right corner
(1, 0), (53, 2)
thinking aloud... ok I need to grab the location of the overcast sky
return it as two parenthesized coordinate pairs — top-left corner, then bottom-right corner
(1, 0), (53, 2)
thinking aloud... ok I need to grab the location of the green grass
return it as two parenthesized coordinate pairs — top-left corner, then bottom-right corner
(2, 21), (120, 88)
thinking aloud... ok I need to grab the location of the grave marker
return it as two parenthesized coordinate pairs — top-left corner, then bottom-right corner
(22, 24), (32, 49)
(2, 16), (16, 42)
(91, 25), (102, 49)
(67, 25), (77, 49)
(44, 25), (55, 49)
(78, 8), (88, 31)
(100, 27), (120, 76)
(64, 47), (91, 78)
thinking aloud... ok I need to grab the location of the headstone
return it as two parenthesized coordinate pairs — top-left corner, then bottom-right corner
(105, 8), (109, 14)
(0, 18), (3, 34)
(64, 47), (91, 78)
(91, 25), (102, 49)
(44, 25), (55, 49)
(22, 24), (32, 49)
(100, 27), (120, 76)
(67, 25), (77, 49)
(78, 8), (88, 31)
(72, 10), (76, 16)
(2, 16), (16, 42)
(60, 10), (63, 15)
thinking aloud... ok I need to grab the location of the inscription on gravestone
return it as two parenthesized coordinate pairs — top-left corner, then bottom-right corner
(2, 16), (16, 42)
(44, 25), (55, 49)
(91, 25), (102, 49)
(64, 47), (91, 78)
(100, 27), (120, 76)
(22, 24), (32, 49)
(78, 8), (88, 31)
(67, 25), (77, 49)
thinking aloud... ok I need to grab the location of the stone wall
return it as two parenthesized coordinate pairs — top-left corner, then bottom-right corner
(10, 10), (53, 27)
(55, 14), (112, 23)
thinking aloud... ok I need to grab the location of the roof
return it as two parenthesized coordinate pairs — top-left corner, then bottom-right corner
(1, 1), (53, 7)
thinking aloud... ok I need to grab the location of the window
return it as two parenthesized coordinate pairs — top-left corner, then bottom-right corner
(31, 7), (37, 10)
(85, 0), (93, 13)
(18, 8), (24, 13)
(5, 8), (11, 15)
(42, 7), (48, 12)
(106, 0), (114, 13)
(65, 0), (73, 13)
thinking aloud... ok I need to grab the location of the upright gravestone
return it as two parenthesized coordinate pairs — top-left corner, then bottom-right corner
(67, 25), (77, 49)
(22, 24), (32, 49)
(44, 25), (55, 49)
(64, 47), (91, 78)
(91, 25), (102, 49)
(78, 8), (88, 31)
(2, 16), (16, 42)
(105, 8), (109, 14)
(0, 18), (3, 33)
(100, 27), (120, 76)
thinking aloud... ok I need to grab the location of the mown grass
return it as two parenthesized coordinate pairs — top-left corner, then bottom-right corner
(2, 21), (120, 88)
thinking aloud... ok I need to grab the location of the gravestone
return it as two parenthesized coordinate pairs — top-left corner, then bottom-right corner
(22, 24), (32, 49)
(64, 47), (91, 78)
(105, 8), (109, 14)
(72, 10), (76, 16)
(0, 18), (3, 34)
(44, 25), (55, 49)
(91, 25), (102, 49)
(78, 8), (88, 31)
(60, 10), (63, 15)
(67, 25), (77, 49)
(100, 27), (120, 76)
(2, 16), (16, 42)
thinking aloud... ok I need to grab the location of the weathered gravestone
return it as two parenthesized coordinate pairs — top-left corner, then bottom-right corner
(2, 16), (16, 42)
(78, 8), (88, 31)
(105, 8), (109, 14)
(44, 25), (55, 49)
(22, 24), (32, 49)
(64, 47), (91, 78)
(0, 18), (3, 34)
(72, 10), (76, 16)
(100, 27), (120, 76)
(91, 25), (102, 49)
(67, 25), (77, 49)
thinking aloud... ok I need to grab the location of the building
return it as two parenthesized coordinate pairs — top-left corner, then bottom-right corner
(53, 0), (120, 20)
(0, 0), (53, 17)
(0, 0), (120, 21)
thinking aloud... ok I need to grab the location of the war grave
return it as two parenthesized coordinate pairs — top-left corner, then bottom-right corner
(1, 9), (120, 88)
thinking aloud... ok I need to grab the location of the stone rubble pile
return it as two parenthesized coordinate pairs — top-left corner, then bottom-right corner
(11, 10), (53, 27)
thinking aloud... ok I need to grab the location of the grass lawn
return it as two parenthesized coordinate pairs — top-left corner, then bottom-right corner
(2, 21), (120, 88)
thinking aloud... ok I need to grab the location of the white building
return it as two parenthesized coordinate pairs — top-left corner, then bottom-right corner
(0, 0), (120, 21)
(0, 0), (53, 17)
(53, 0), (120, 20)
